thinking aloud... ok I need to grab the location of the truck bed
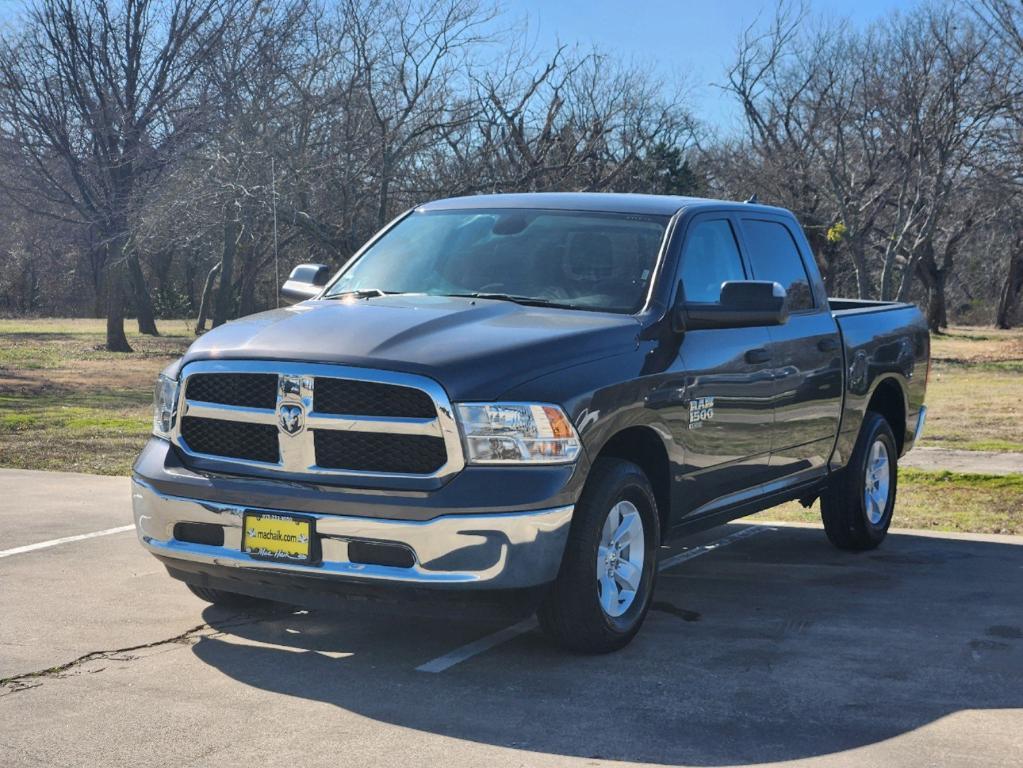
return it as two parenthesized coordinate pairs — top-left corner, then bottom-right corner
(828, 297), (929, 464)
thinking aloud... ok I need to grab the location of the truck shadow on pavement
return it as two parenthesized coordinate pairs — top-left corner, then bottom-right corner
(191, 526), (1023, 765)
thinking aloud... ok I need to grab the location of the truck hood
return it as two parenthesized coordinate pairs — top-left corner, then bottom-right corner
(181, 295), (640, 400)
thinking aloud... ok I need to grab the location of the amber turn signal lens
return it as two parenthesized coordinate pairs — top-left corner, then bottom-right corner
(542, 406), (574, 438)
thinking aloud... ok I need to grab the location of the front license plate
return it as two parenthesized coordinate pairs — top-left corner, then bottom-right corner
(242, 512), (316, 564)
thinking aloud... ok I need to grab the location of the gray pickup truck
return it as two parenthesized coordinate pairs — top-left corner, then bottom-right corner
(133, 193), (928, 652)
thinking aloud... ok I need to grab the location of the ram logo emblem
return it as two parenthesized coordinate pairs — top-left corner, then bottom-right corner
(278, 404), (305, 435)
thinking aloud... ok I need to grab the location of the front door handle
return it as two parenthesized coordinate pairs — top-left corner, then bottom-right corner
(818, 337), (840, 352)
(745, 348), (771, 364)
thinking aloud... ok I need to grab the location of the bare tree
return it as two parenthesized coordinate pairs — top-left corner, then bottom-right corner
(4, 0), (1016, 332)
(718, 5), (863, 292)
(717, 1), (1017, 329)
(0, 0), (236, 349)
(975, 0), (1023, 327)
(869, 11), (1007, 333)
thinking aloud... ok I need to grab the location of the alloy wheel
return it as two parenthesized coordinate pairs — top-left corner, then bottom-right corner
(596, 500), (645, 617)
(863, 439), (891, 525)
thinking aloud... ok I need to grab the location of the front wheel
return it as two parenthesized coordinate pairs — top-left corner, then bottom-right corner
(538, 457), (660, 653)
(820, 411), (898, 551)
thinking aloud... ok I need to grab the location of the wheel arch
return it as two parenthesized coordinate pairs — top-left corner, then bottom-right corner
(866, 375), (908, 454)
(592, 425), (672, 536)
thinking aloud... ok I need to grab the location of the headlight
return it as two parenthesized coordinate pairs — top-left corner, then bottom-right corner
(153, 374), (180, 439)
(455, 403), (581, 464)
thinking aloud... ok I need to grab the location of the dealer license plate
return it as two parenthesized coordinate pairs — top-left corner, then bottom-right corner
(242, 512), (315, 564)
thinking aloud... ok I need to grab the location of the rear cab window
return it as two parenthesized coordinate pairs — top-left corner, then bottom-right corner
(739, 219), (815, 311)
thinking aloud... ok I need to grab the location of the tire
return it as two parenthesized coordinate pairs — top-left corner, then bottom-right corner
(538, 457), (660, 653)
(186, 583), (272, 609)
(820, 411), (898, 551)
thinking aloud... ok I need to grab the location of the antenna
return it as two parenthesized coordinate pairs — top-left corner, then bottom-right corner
(271, 155), (280, 308)
(745, 193), (759, 204)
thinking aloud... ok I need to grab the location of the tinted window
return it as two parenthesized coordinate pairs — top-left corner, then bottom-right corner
(679, 219), (745, 302)
(741, 220), (814, 310)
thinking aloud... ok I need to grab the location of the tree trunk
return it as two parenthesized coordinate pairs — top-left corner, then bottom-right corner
(995, 246), (1023, 329)
(127, 250), (159, 336)
(914, 242), (947, 334)
(895, 247), (919, 303)
(879, 247), (894, 301)
(849, 241), (870, 299)
(926, 270), (948, 333)
(104, 260), (132, 352)
(238, 262), (258, 317)
(212, 208), (241, 329)
(377, 175), (390, 230)
(195, 261), (221, 335)
(377, 146), (391, 229)
(184, 251), (198, 315)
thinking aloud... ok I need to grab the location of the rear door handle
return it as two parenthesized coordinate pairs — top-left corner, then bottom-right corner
(818, 337), (840, 352)
(745, 348), (771, 364)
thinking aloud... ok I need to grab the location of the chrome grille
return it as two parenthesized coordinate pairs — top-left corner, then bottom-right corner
(170, 361), (464, 483)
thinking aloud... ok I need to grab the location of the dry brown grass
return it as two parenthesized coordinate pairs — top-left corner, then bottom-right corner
(0, 318), (191, 474)
(920, 326), (1023, 452)
(928, 325), (1023, 366)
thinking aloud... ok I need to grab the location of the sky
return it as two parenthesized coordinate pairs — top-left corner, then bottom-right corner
(0, 0), (923, 133)
(507, 0), (921, 133)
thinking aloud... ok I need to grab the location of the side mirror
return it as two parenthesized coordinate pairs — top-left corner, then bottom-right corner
(281, 263), (331, 304)
(676, 280), (789, 331)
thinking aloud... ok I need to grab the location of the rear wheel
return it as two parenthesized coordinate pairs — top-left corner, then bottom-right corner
(538, 457), (660, 653)
(820, 411), (898, 551)
(186, 583), (272, 609)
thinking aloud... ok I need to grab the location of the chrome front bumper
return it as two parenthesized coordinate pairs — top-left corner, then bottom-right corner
(132, 478), (573, 590)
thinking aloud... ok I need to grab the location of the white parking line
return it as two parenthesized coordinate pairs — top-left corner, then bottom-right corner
(0, 525), (135, 559)
(416, 617), (539, 673)
(415, 524), (772, 673)
(657, 524), (770, 571)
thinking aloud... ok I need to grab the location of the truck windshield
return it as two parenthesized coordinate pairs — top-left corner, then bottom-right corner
(324, 208), (669, 313)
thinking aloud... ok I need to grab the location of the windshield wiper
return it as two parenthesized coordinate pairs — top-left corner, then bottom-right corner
(444, 292), (577, 310)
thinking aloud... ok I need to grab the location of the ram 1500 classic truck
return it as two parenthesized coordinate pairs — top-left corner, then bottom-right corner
(133, 193), (929, 652)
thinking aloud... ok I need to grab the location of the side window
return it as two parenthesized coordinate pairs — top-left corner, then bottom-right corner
(679, 219), (745, 303)
(741, 219), (815, 311)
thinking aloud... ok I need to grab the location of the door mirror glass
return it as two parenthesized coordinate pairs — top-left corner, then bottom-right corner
(281, 263), (331, 304)
(679, 280), (789, 330)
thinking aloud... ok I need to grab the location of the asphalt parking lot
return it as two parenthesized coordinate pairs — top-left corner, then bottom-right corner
(1, 468), (1021, 768)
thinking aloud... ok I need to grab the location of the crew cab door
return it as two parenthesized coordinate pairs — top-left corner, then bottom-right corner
(736, 215), (843, 485)
(672, 214), (776, 517)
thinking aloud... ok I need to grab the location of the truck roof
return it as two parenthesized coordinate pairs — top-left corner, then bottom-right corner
(417, 192), (789, 217)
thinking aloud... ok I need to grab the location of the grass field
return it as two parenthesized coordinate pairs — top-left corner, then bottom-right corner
(0, 318), (1021, 532)
(923, 326), (1023, 452)
(0, 318), (192, 475)
(761, 469), (1023, 536)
